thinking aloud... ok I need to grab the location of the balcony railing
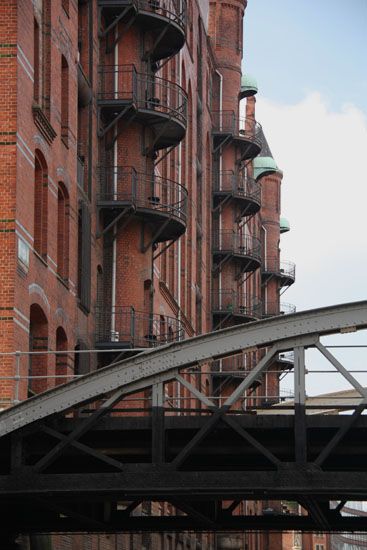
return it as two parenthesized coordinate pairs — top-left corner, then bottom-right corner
(262, 258), (296, 282)
(99, 0), (187, 33)
(212, 354), (257, 374)
(212, 290), (261, 320)
(98, 166), (187, 224)
(262, 302), (296, 318)
(95, 306), (184, 348)
(137, 0), (187, 31)
(98, 64), (187, 127)
(213, 171), (261, 207)
(213, 231), (261, 261)
(212, 110), (262, 146)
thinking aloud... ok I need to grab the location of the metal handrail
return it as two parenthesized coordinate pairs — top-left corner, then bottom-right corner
(95, 306), (184, 347)
(98, 64), (188, 126)
(136, 0), (187, 31)
(212, 354), (257, 374)
(213, 231), (261, 260)
(213, 171), (261, 204)
(212, 110), (262, 144)
(212, 289), (262, 318)
(98, 166), (187, 223)
(263, 258), (296, 279)
(263, 302), (296, 317)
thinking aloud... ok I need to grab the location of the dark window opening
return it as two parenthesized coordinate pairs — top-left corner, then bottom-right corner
(61, 55), (69, 146)
(57, 182), (69, 281)
(34, 151), (48, 260)
(77, 201), (91, 312)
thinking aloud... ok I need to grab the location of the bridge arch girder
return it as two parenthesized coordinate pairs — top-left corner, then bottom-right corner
(0, 300), (366, 438)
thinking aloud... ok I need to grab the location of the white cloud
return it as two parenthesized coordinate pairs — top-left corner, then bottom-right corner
(254, 92), (367, 311)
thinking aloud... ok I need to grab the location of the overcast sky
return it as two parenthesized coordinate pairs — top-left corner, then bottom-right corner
(242, 1), (367, 395)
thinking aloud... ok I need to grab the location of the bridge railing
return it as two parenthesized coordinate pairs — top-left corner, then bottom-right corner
(1, 344), (366, 415)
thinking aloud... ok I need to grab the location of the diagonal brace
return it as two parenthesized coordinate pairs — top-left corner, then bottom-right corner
(97, 206), (135, 239)
(316, 342), (367, 398)
(33, 388), (126, 472)
(41, 425), (125, 471)
(175, 375), (216, 409)
(223, 414), (281, 466)
(314, 400), (367, 467)
(172, 346), (279, 468)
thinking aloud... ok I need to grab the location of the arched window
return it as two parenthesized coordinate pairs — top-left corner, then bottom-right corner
(34, 150), (48, 260)
(29, 304), (48, 396)
(61, 55), (69, 146)
(57, 182), (69, 281)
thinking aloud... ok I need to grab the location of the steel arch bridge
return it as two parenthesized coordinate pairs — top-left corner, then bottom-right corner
(1, 301), (367, 535)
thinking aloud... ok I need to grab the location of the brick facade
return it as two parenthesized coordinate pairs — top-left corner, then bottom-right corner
(0, 1), (302, 549)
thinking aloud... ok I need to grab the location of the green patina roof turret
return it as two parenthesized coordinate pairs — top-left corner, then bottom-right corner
(253, 156), (278, 180)
(240, 74), (258, 99)
(280, 217), (290, 234)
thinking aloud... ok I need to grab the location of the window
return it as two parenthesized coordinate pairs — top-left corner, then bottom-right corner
(42, 0), (51, 116)
(77, 201), (91, 311)
(34, 150), (48, 260)
(57, 182), (69, 281)
(18, 237), (30, 271)
(61, 55), (69, 146)
(29, 304), (48, 396)
(33, 18), (40, 103)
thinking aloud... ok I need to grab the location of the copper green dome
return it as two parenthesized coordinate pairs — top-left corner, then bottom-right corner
(253, 156), (278, 180)
(280, 217), (290, 234)
(240, 74), (258, 99)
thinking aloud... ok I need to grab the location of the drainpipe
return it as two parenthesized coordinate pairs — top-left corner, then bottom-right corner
(216, 69), (223, 310)
(111, 28), (118, 335)
(87, 0), (93, 200)
(262, 224), (267, 314)
(177, 49), (182, 328)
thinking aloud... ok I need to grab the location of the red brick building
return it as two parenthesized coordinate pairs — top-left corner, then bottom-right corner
(0, 1), (308, 549)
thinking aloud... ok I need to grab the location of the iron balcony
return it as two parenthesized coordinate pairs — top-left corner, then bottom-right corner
(98, 64), (187, 149)
(212, 289), (262, 323)
(213, 171), (261, 216)
(213, 231), (261, 273)
(262, 302), (296, 318)
(212, 110), (262, 160)
(262, 258), (296, 287)
(98, 166), (187, 242)
(98, 0), (187, 61)
(95, 306), (184, 349)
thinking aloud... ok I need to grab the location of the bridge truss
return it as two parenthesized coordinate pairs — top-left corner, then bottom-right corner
(0, 301), (367, 535)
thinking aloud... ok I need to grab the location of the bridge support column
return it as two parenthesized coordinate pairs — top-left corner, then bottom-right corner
(294, 346), (307, 463)
(152, 382), (165, 464)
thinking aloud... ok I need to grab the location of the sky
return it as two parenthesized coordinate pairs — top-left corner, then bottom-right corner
(242, 1), (367, 395)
